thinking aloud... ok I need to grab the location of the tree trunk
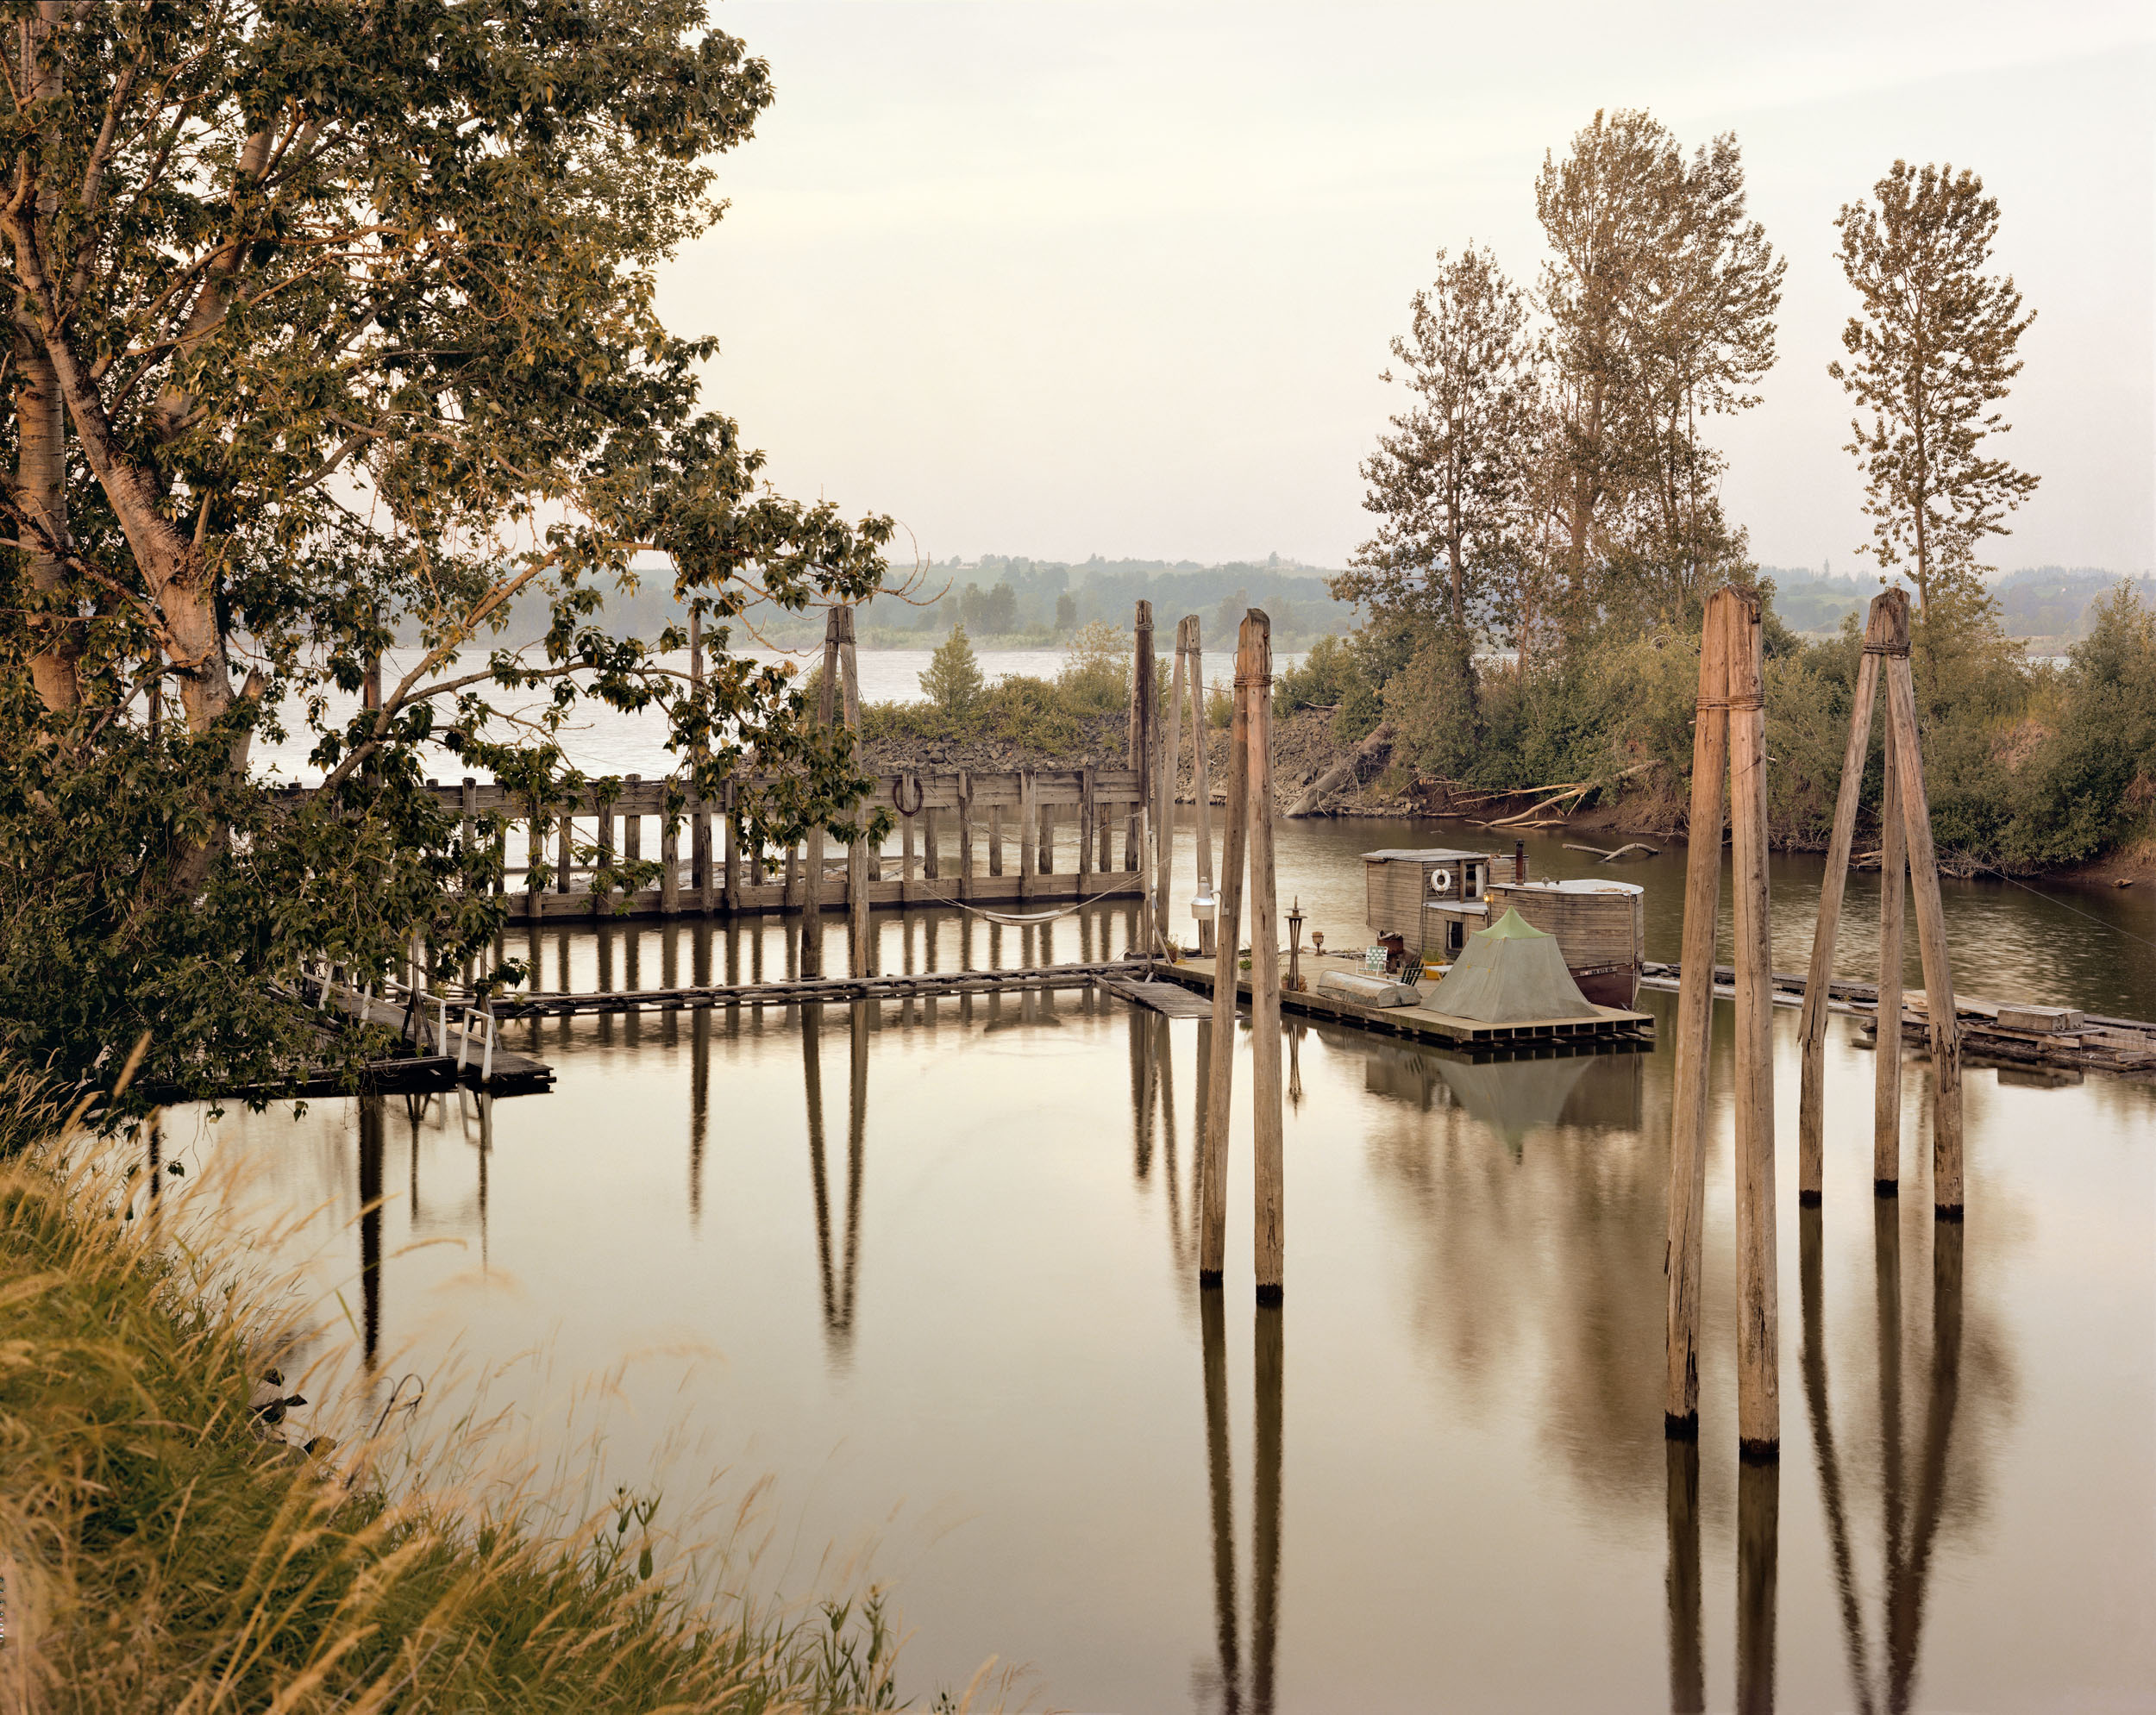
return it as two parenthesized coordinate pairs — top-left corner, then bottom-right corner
(1282, 722), (1394, 818)
(18, 336), (77, 711)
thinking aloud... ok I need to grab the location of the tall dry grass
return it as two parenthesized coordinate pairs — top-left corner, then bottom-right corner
(0, 1062), (1000, 1714)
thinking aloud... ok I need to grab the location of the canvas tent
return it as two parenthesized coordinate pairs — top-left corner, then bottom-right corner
(1424, 908), (1597, 1023)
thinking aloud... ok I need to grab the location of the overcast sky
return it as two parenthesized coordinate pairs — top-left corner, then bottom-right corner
(656, 2), (2156, 576)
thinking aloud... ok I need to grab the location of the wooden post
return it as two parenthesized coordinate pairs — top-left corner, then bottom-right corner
(660, 789), (680, 917)
(1191, 625), (1215, 958)
(923, 804), (940, 880)
(555, 804), (574, 893)
(1037, 794), (1053, 874)
(841, 609), (869, 977)
(624, 775), (642, 868)
(1245, 611), (1283, 1304)
(989, 804), (1005, 877)
(526, 797), (543, 923)
(1018, 771), (1037, 900)
(460, 776), (477, 866)
(1876, 698), (1908, 1192)
(1729, 589), (1779, 1460)
(803, 610), (840, 976)
(595, 783), (614, 911)
(1080, 762), (1096, 881)
(903, 785), (918, 889)
(1878, 593), (1964, 1215)
(956, 772), (975, 901)
(1665, 589), (1732, 1436)
(692, 609), (713, 913)
(1200, 615), (1254, 1286)
(1157, 616), (1188, 949)
(1125, 601), (1153, 870)
(1797, 596), (1888, 1203)
(723, 781), (742, 912)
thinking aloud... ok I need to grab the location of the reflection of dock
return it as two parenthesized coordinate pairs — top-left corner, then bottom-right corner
(1157, 955), (1653, 1052)
(494, 957), (1151, 1018)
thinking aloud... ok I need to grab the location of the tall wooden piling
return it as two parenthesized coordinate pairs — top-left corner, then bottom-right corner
(1190, 624), (1215, 958)
(692, 609), (714, 913)
(802, 610), (842, 977)
(1018, 771), (1038, 899)
(1244, 611), (1283, 1304)
(1728, 590), (1780, 1459)
(1876, 704), (1908, 1188)
(838, 609), (870, 976)
(1798, 598), (1885, 1201)
(1198, 619), (1255, 1287)
(1665, 589), (1733, 1435)
(1156, 616), (1189, 948)
(1126, 602), (1153, 871)
(1877, 593), (1964, 1214)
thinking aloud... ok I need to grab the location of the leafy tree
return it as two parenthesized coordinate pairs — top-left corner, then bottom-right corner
(1339, 244), (1537, 643)
(920, 624), (985, 717)
(1535, 110), (1783, 627)
(1053, 591), (1077, 633)
(0, 2), (889, 1102)
(1830, 160), (2040, 614)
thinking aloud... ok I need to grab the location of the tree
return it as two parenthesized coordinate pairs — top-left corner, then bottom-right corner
(1830, 161), (2040, 613)
(921, 624), (984, 717)
(1535, 110), (1783, 627)
(1338, 244), (1537, 645)
(0, 2), (890, 1103)
(1053, 591), (1077, 634)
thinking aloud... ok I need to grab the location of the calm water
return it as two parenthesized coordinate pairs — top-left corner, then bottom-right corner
(170, 822), (2156, 1712)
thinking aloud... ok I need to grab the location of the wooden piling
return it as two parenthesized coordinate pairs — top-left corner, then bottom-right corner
(1018, 771), (1038, 900)
(989, 804), (1005, 877)
(803, 611), (840, 977)
(1126, 601), (1153, 871)
(660, 793), (680, 917)
(624, 776), (642, 866)
(1157, 616), (1189, 949)
(1245, 611), (1283, 1305)
(1876, 692), (1908, 1192)
(923, 804), (940, 881)
(1192, 626), (1215, 958)
(1199, 618), (1255, 1287)
(526, 798), (544, 923)
(723, 781), (742, 911)
(841, 609), (869, 977)
(1665, 590), (1732, 1436)
(1729, 589), (1780, 1459)
(1798, 597), (1886, 1202)
(1037, 797), (1053, 874)
(692, 609), (713, 913)
(1877, 593), (1964, 1214)
(555, 806), (574, 893)
(595, 784), (614, 911)
(1079, 762), (1096, 882)
(956, 773), (975, 901)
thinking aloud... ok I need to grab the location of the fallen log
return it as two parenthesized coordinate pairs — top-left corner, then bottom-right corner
(1282, 722), (1394, 817)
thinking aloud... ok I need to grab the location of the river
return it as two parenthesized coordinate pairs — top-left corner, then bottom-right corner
(168, 818), (2155, 1712)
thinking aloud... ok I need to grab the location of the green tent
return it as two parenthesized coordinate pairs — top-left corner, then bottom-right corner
(1424, 908), (1596, 1023)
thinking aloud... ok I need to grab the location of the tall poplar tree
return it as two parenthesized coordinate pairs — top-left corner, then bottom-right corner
(1830, 161), (2040, 612)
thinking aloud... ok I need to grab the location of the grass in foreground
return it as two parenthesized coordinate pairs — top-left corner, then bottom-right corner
(0, 1090), (932, 1712)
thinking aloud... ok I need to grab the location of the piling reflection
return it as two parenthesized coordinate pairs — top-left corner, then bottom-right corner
(1801, 1205), (1874, 1712)
(1196, 1290), (1285, 1715)
(1737, 1455), (1778, 1714)
(358, 1092), (384, 1371)
(1664, 1436), (1704, 1714)
(1887, 1218), (1964, 1713)
(800, 1002), (868, 1363)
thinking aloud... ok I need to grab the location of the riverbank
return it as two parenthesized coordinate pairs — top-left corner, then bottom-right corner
(0, 1117), (909, 1713)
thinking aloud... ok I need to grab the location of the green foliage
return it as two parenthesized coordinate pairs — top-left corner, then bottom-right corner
(919, 625), (987, 717)
(0, 1145), (906, 1713)
(0, 3), (891, 1102)
(1381, 630), (1483, 778)
(1056, 619), (1132, 715)
(1275, 635), (1359, 717)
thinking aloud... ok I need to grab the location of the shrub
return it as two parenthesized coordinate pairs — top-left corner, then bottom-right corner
(920, 624), (986, 717)
(1056, 620), (1131, 715)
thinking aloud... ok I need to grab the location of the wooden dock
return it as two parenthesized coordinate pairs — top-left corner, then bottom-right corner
(274, 765), (1152, 923)
(491, 959), (1154, 1019)
(1157, 955), (1654, 1052)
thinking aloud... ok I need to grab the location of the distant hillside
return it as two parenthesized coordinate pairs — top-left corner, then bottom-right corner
(1758, 563), (2151, 642)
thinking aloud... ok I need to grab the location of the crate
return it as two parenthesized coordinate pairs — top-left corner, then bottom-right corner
(1996, 1004), (2084, 1034)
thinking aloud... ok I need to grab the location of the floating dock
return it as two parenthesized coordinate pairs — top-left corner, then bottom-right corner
(1154, 955), (1654, 1053)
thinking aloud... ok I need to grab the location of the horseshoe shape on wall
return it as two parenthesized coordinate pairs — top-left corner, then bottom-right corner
(893, 773), (925, 817)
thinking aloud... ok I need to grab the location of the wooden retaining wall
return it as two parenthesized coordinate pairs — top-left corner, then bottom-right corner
(279, 767), (1150, 921)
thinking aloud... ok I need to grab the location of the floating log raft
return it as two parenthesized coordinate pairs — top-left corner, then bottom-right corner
(1638, 960), (2156, 1075)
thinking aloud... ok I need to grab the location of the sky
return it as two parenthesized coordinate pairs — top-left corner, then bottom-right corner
(656, 2), (2156, 576)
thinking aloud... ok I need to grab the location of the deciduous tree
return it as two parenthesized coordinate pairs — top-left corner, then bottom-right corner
(1830, 160), (2039, 614)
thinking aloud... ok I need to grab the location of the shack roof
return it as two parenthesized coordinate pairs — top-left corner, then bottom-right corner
(1361, 848), (1492, 863)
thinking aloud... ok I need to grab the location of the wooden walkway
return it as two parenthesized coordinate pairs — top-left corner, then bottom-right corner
(1157, 955), (1654, 1052)
(1096, 973), (1216, 1018)
(491, 959), (1154, 1019)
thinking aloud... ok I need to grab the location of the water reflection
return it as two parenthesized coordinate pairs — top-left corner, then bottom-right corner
(358, 1092), (384, 1371)
(801, 1003), (867, 1362)
(1197, 1290), (1285, 1715)
(1665, 1437), (1704, 1714)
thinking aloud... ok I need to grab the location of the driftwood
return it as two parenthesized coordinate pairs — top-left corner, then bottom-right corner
(1282, 721), (1394, 817)
(1564, 841), (1662, 862)
(1463, 761), (1654, 828)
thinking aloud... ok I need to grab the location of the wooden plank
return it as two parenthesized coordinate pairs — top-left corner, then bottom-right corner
(1097, 973), (1215, 1017)
(1200, 615), (1252, 1287)
(1666, 586), (1731, 1436)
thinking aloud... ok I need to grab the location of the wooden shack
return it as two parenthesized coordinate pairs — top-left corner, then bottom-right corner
(1363, 848), (1492, 960)
(1482, 878), (1645, 1008)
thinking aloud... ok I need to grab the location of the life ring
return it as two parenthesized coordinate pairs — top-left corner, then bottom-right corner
(1429, 867), (1454, 896)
